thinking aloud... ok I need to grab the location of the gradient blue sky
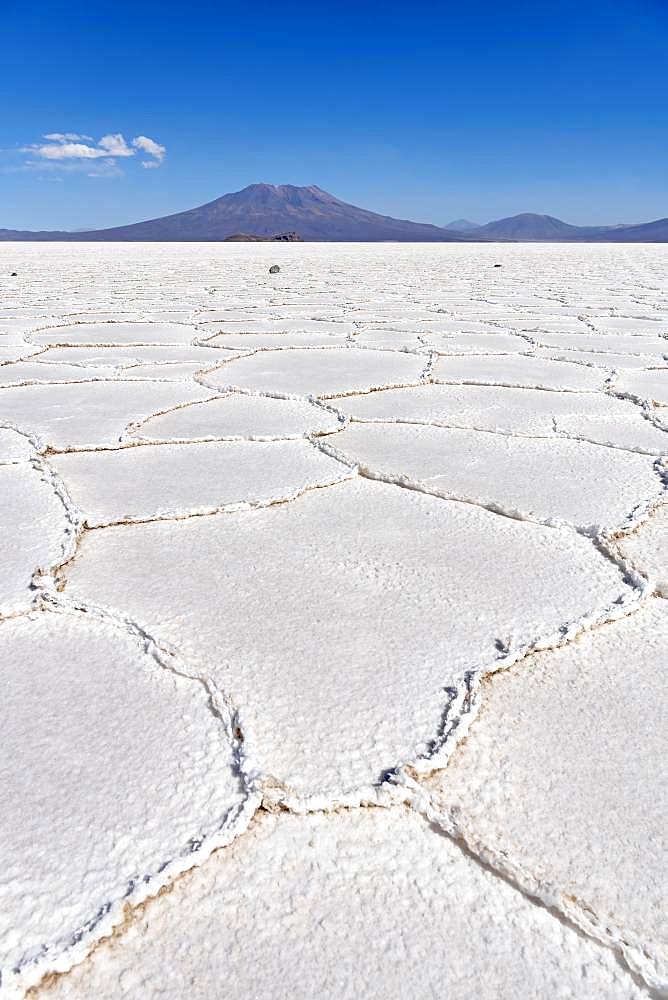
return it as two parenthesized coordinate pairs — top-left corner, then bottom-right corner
(1, 0), (666, 230)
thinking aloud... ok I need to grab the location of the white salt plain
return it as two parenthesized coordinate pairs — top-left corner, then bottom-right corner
(0, 242), (666, 999)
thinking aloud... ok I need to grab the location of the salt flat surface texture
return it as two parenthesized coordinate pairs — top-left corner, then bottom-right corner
(37, 810), (647, 1000)
(421, 598), (668, 991)
(0, 242), (666, 999)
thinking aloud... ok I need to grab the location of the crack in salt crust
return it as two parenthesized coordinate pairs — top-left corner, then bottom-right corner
(1, 242), (666, 999)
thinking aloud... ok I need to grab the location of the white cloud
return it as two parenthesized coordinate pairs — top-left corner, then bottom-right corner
(98, 133), (134, 157)
(29, 142), (110, 160)
(132, 135), (166, 163)
(43, 132), (93, 142)
(21, 132), (165, 167)
(13, 132), (167, 177)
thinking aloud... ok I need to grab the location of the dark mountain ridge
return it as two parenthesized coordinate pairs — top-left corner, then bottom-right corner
(0, 184), (465, 243)
(0, 185), (666, 241)
(469, 212), (668, 242)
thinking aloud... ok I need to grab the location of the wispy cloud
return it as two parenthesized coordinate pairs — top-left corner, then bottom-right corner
(43, 132), (93, 142)
(132, 135), (166, 163)
(16, 132), (166, 172)
(1, 158), (124, 178)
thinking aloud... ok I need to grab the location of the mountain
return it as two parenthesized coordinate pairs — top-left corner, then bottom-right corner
(1, 190), (666, 241)
(586, 217), (668, 242)
(445, 218), (481, 231)
(472, 213), (584, 240)
(460, 212), (668, 242)
(0, 184), (467, 243)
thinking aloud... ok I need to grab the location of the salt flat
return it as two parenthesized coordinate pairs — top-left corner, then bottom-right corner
(0, 242), (666, 999)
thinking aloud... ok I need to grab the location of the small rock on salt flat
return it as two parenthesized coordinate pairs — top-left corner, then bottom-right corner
(0, 463), (70, 617)
(423, 598), (668, 993)
(341, 383), (668, 454)
(433, 354), (605, 391)
(0, 381), (209, 449)
(132, 393), (341, 441)
(63, 478), (633, 801)
(206, 347), (425, 398)
(30, 322), (198, 346)
(51, 439), (354, 526)
(0, 611), (248, 996)
(617, 506), (668, 596)
(326, 421), (661, 533)
(36, 808), (647, 1000)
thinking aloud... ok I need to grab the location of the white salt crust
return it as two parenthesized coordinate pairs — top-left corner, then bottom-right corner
(0, 241), (665, 999)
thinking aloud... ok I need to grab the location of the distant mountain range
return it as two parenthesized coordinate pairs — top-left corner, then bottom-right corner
(444, 218), (481, 232)
(1, 184), (666, 242)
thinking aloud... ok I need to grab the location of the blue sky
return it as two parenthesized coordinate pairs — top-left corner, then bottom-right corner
(1, 0), (666, 230)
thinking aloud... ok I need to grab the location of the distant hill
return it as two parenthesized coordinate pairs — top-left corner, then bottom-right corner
(586, 217), (668, 242)
(445, 218), (481, 231)
(1, 189), (666, 241)
(0, 184), (468, 243)
(456, 212), (668, 242)
(473, 213), (584, 240)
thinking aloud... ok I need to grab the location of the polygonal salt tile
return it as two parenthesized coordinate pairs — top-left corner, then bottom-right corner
(204, 318), (348, 333)
(0, 361), (118, 386)
(36, 345), (229, 367)
(617, 505), (668, 596)
(132, 393), (342, 442)
(30, 323), (198, 346)
(63, 478), (635, 803)
(507, 316), (591, 335)
(323, 422), (662, 533)
(0, 426), (36, 464)
(350, 329), (424, 350)
(530, 331), (667, 359)
(204, 332), (350, 350)
(423, 598), (668, 993)
(0, 463), (71, 617)
(36, 809), (647, 1000)
(205, 348), (426, 398)
(0, 611), (250, 996)
(533, 346), (659, 370)
(115, 361), (206, 380)
(0, 381), (209, 449)
(433, 354), (605, 391)
(423, 331), (530, 354)
(615, 369), (668, 407)
(51, 440), (354, 526)
(590, 315), (668, 335)
(340, 383), (668, 454)
(0, 344), (44, 362)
